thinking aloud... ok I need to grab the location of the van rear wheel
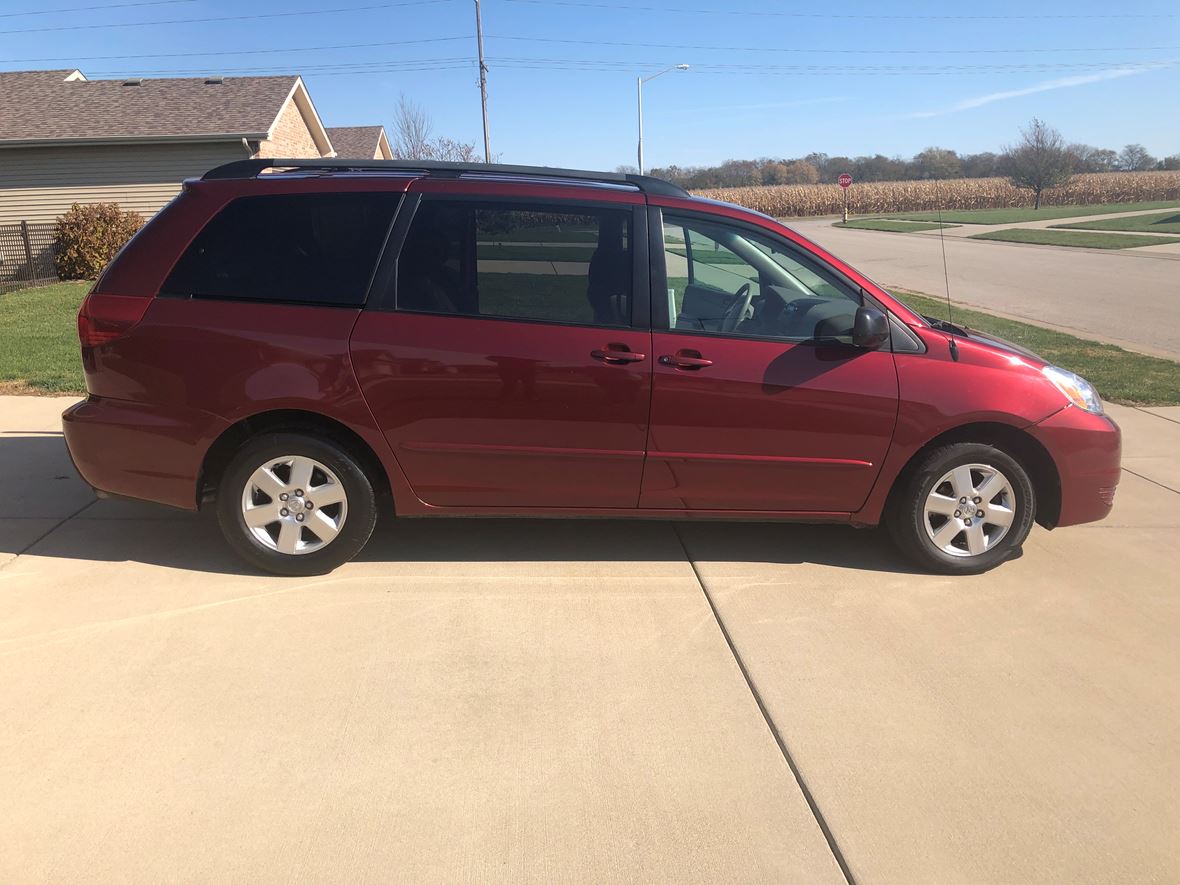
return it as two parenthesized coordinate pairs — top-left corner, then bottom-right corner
(888, 443), (1035, 575)
(216, 432), (377, 576)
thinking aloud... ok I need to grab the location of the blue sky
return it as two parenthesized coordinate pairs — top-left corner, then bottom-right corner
(2, 0), (1178, 169)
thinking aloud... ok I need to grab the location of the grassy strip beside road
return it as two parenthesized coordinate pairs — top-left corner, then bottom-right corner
(969, 229), (1180, 249)
(886, 200), (1180, 225)
(893, 290), (1180, 405)
(834, 219), (960, 232)
(0, 281), (88, 393)
(1053, 210), (1180, 234)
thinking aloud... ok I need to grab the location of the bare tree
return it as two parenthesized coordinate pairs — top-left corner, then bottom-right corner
(392, 94), (483, 162)
(392, 95), (434, 160)
(1000, 118), (1074, 210)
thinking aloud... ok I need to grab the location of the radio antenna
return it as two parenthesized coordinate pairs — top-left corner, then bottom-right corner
(935, 183), (960, 361)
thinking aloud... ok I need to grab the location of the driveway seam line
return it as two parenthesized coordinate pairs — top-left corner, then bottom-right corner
(1132, 406), (1180, 427)
(672, 525), (856, 885)
(1, 498), (96, 571)
(1123, 467), (1180, 495)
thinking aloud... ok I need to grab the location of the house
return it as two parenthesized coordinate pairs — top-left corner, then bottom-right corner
(0, 69), (388, 224)
(326, 126), (393, 161)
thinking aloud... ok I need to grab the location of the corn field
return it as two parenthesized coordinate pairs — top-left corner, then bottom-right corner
(693, 171), (1180, 218)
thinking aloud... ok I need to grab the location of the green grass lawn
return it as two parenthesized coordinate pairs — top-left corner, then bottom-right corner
(477, 244), (594, 261)
(969, 228), (1180, 249)
(833, 219), (960, 232)
(0, 281), (89, 393)
(893, 290), (1180, 405)
(477, 225), (599, 243)
(1052, 210), (1180, 234)
(886, 200), (1180, 225)
(666, 247), (749, 265)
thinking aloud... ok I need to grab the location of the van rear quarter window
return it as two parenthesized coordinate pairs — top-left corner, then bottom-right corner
(160, 192), (400, 306)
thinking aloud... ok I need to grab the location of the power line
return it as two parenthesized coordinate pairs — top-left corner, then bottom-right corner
(81, 57), (1180, 79)
(0, 0), (455, 35)
(487, 35), (1180, 56)
(504, 0), (1179, 19)
(0, 0), (193, 18)
(488, 57), (1180, 73)
(3, 37), (472, 65)
(8, 32), (1178, 65)
(89, 58), (476, 75)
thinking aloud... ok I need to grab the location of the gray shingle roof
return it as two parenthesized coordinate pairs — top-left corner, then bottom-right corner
(0, 69), (299, 143)
(325, 126), (386, 159)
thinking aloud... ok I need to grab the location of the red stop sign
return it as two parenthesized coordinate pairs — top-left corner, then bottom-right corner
(838, 173), (853, 188)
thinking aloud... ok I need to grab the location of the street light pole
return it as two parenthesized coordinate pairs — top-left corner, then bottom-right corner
(636, 63), (688, 175)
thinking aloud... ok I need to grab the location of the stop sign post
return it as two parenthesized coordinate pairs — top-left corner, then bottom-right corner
(838, 172), (852, 221)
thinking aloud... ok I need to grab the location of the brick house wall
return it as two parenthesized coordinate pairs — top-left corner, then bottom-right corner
(256, 99), (322, 158)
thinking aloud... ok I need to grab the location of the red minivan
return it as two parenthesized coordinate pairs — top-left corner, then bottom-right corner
(62, 159), (1121, 576)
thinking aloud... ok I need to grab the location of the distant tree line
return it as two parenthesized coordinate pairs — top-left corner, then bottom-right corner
(630, 141), (1179, 189)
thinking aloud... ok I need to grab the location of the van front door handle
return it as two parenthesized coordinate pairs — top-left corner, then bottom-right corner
(659, 351), (713, 370)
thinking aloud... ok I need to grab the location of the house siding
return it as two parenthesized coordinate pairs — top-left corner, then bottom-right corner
(256, 99), (324, 159)
(0, 141), (249, 224)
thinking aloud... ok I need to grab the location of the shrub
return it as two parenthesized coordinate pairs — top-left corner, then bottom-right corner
(53, 202), (144, 280)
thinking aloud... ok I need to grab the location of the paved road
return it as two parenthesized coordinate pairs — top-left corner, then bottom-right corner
(2, 395), (1179, 883)
(787, 218), (1180, 358)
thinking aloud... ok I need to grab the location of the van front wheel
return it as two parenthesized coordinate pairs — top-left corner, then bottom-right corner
(888, 443), (1035, 574)
(216, 432), (377, 576)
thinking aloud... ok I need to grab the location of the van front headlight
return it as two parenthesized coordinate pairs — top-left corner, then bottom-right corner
(1042, 366), (1103, 415)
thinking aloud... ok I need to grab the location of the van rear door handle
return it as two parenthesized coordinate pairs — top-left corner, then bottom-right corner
(591, 345), (646, 364)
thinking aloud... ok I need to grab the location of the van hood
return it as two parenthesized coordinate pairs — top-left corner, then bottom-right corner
(922, 315), (1047, 366)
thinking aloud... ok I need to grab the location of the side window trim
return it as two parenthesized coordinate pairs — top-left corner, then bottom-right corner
(652, 207), (895, 347)
(368, 193), (421, 312)
(370, 194), (649, 331)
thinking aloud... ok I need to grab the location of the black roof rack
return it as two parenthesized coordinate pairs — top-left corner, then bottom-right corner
(201, 157), (689, 198)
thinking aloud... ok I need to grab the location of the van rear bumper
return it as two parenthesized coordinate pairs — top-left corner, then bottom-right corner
(62, 396), (228, 511)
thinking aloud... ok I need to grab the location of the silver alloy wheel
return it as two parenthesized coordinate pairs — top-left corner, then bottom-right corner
(922, 463), (1016, 558)
(240, 455), (348, 555)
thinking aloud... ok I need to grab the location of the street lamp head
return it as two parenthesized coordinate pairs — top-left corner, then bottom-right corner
(675, 64), (690, 71)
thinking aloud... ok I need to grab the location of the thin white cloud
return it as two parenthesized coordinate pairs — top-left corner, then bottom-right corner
(693, 96), (851, 113)
(907, 66), (1155, 119)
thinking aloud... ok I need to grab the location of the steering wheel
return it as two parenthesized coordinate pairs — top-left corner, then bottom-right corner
(721, 282), (753, 332)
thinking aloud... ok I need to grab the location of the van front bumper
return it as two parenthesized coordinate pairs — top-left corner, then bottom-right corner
(1030, 405), (1122, 528)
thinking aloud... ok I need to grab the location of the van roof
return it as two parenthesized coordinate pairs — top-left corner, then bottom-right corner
(201, 158), (691, 198)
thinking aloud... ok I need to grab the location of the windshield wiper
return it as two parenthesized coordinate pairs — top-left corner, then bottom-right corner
(923, 315), (970, 337)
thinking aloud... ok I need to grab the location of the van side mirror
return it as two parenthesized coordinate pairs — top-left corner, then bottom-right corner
(853, 306), (889, 350)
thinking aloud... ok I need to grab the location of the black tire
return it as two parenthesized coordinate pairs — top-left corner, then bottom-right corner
(887, 442), (1036, 575)
(216, 432), (378, 576)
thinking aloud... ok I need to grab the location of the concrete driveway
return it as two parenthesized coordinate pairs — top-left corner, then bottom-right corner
(788, 217), (1180, 359)
(2, 395), (1179, 884)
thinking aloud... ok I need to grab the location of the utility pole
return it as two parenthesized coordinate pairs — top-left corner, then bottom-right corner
(474, 0), (491, 163)
(636, 76), (644, 174)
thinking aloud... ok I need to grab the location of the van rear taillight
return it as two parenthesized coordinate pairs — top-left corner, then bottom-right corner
(77, 293), (151, 347)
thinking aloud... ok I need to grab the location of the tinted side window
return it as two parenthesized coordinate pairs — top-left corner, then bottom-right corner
(397, 200), (633, 327)
(162, 193), (399, 306)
